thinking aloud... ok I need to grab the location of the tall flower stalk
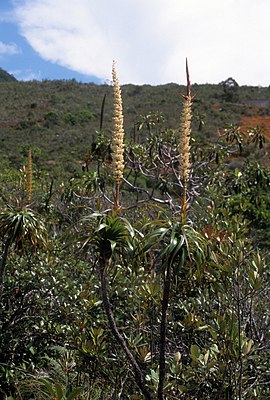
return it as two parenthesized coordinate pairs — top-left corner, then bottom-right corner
(111, 61), (125, 211)
(158, 60), (193, 400)
(179, 59), (192, 226)
(26, 149), (33, 205)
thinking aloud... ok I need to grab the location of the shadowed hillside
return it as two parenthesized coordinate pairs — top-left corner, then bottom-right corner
(0, 68), (17, 82)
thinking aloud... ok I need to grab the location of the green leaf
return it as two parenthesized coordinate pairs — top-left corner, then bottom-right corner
(109, 239), (117, 252)
(54, 383), (64, 399)
(66, 387), (83, 400)
(190, 344), (201, 363)
(39, 379), (56, 396)
(96, 223), (107, 232)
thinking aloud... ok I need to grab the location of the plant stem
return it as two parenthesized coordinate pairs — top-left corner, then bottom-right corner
(26, 149), (33, 205)
(158, 261), (172, 400)
(181, 181), (187, 228)
(237, 272), (243, 400)
(99, 256), (152, 400)
(100, 94), (106, 131)
(0, 237), (12, 302)
(114, 182), (121, 211)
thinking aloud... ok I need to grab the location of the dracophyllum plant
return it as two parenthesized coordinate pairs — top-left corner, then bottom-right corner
(81, 62), (153, 400)
(0, 150), (48, 302)
(81, 211), (153, 400)
(152, 59), (206, 400)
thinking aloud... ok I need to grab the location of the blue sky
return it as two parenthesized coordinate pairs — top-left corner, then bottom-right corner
(0, 0), (270, 86)
(0, 1), (100, 82)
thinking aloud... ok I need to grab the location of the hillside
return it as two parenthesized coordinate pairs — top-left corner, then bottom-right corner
(0, 68), (17, 82)
(0, 78), (269, 176)
(240, 115), (270, 141)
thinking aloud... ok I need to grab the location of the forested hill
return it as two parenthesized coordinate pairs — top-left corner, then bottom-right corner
(0, 76), (269, 175)
(0, 68), (17, 82)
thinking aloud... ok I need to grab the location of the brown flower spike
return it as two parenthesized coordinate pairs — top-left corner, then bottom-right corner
(179, 59), (192, 223)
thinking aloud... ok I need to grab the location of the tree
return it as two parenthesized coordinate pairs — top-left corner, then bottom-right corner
(221, 77), (239, 102)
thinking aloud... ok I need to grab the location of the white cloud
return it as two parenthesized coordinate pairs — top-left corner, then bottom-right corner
(11, 68), (42, 81)
(0, 41), (21, 55)
(13, 0), (270, 85)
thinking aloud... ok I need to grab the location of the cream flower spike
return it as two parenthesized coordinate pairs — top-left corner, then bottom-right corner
(111, 61), (125, 211)
(179, 59), (193, 224)
(111, 61), (125, 185)
(178, 59), (192, 186)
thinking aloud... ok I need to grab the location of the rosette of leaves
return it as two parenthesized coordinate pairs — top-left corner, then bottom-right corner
(0, 206), (48, 301)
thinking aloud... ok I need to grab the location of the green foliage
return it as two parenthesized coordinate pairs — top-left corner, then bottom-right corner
(81, 213), (135, 258)
(63, 111), (95, 126)
(0, 77), (269, 399)
(0, 207), (48, 250)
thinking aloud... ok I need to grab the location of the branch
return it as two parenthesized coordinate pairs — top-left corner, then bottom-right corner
(99, 256), (152, 400)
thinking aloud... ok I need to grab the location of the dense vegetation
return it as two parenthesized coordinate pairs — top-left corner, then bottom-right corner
(0, 68), (269, 399)
(0, 76), (269, 175)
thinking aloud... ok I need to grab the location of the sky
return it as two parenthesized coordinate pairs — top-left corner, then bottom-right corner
(0, 0), (269, 86)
